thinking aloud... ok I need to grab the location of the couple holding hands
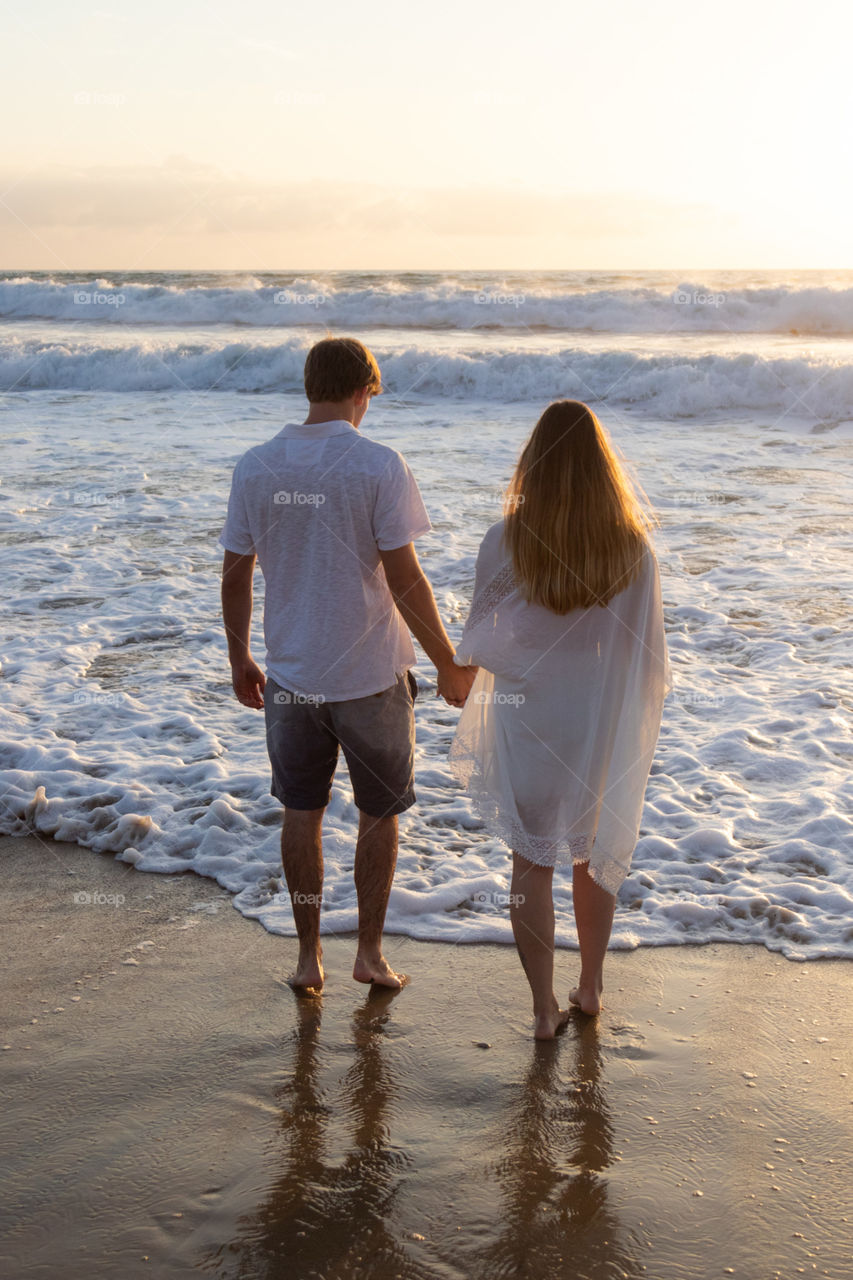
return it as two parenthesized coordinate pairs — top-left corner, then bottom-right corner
(221, 337), (670, 1040)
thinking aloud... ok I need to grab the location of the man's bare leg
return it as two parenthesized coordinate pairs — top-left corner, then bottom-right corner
(569, 860), (616, 1015)
(510, 851), (570, 1040)
(352, 811), (403, 990)
(281, 806), (325, 990)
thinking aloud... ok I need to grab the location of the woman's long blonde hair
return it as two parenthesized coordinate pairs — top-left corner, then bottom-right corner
(503, 400), (656, 613)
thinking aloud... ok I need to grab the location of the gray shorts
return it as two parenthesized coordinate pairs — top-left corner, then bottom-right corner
(264, 671), (417, 818)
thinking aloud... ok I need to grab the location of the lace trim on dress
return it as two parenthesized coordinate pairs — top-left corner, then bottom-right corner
(466, 562), (517, 631)
(449, 741), (629, 896)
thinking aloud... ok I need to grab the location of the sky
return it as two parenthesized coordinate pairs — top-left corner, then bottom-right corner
(1, 0), (850, 269)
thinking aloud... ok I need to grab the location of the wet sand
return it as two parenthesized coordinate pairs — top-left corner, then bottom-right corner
(1, 832), (851, 1280)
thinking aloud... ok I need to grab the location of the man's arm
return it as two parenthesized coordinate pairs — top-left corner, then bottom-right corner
(221, 550), (265, 709)
(379, 543), (477, 707)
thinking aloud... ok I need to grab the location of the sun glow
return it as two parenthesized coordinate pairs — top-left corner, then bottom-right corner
(1, 0), (850, 268)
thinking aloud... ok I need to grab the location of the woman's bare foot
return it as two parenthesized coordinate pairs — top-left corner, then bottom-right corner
(353, 951), (404, 989)
(569, 983), (603, 1015)
(287, 949), (324, 991)
(533, 996), (571, 1040)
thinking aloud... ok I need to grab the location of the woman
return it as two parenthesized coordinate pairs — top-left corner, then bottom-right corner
(450, 401), (672, 1039)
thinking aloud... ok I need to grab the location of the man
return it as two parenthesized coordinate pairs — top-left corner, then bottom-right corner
(220, 336), (476, 992)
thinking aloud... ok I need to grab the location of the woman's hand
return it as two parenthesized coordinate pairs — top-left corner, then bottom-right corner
(437, 659), (478, 708)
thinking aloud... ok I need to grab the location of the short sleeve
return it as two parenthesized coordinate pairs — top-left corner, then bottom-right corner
(454, 521), (512, 667)
(372, 452), (432, 551)
(219, 460), (256, 555)
(472, 521), (507, 598)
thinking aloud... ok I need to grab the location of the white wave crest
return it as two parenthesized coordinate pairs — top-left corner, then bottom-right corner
(2, 334), (852, 420)
(4, 275), (853, 334)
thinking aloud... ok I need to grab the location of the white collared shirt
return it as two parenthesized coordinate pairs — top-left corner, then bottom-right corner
(220, 420), (432, 700)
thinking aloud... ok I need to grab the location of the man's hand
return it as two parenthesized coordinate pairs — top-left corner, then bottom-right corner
(437, 659), (478, 708)
(231, 657), (266, 709)
(221, 551), (265, 707)
(379, 544), (479, 707)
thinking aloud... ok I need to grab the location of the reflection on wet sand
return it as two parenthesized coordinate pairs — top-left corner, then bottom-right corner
(215, 997), (641, 1280)
(220, 987), (429, 1279)
(479, 1013), (641, 1280)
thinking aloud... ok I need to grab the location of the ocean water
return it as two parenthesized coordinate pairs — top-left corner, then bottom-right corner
(1, 269), (852, 959)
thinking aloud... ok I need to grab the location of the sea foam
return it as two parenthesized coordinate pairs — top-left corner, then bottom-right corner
(2, 332), (853, 421)
(4, 274), (853, 334)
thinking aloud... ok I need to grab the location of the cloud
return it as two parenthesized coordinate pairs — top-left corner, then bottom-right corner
(0, 160), (743, 268)
(0, 160), (723, 234)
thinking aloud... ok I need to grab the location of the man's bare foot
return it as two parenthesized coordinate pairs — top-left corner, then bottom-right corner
(353, 952), (404, 989)
(569, 983), (603, 1015)
(287, 951), (324, 991)
(533, 996), (571, 1040)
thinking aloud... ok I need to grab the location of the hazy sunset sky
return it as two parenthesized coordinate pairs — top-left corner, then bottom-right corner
(1, 0), (850, 269)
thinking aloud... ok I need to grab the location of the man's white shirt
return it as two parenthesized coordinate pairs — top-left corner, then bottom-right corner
(220, 419), (432, 700)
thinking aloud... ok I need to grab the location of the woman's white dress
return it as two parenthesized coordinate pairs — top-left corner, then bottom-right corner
(449, 519), (672, 895)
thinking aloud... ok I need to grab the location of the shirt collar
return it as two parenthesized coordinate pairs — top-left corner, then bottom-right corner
(277, 419), (358, 439)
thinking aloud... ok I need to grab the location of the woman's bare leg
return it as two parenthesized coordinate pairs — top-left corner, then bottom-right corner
(569, 860), (616, 1015)
(510, 851), (570, 1040)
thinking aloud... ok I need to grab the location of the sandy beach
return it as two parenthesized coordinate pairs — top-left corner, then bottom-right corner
(1, 831), (851, 1280)
(3, 0), (853, 1264)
